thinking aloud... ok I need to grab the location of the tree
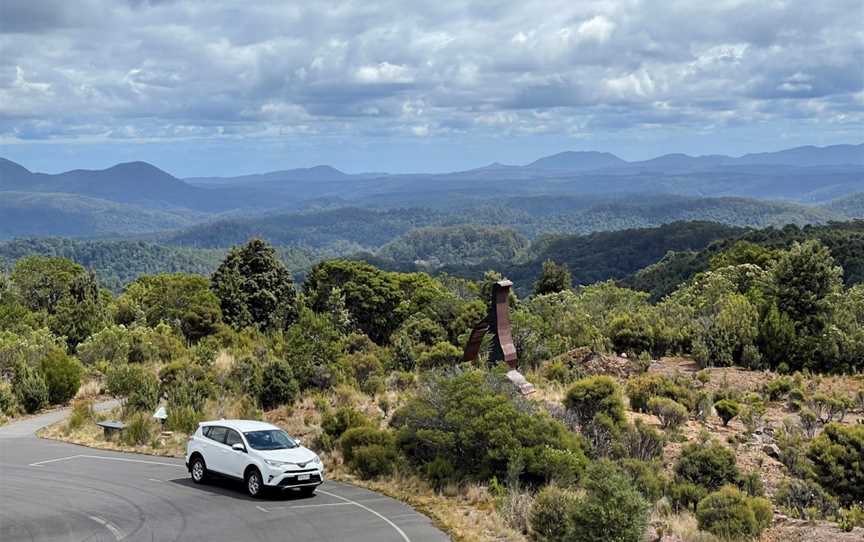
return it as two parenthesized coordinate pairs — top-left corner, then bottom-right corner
(49, 272), (108, 349)
(534, 260), (572, 296)
(259, 359), (299, 410)
(807, 423), (864, 505)
(278, 307), (343, 390)
(211, 239), (298, 331)
(714, 399), (740, 426)
(304, 260), (405, 344)
(121, 274), (222, 341)
(10, 256), (87, 313)
(39, 350), (82, 404)
(675, 441), (739, 492)
(12, 362), (49, 413)
(770, 241), (842, 370)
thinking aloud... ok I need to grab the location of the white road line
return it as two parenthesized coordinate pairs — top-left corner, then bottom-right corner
(30, 454), (184, 469)
(88, 515), (124, 541)
(29, 454), (84, 467)
(318, 489), (411, 542)
(147, 478), (163, 483)
(267, 502), (354, 511)
(256, 505), (270, 513)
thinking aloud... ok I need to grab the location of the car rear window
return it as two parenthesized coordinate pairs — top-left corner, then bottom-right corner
(206, 426), (227, 443)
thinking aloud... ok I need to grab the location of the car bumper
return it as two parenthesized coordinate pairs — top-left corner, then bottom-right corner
(264, 467), (325, 489)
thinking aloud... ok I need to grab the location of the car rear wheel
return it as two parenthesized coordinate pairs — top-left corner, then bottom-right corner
(190, 456), (207, 484)
(246, 468), (264, 498)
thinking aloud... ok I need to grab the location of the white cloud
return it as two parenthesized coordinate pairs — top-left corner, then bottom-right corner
(355, 62), (413, 84)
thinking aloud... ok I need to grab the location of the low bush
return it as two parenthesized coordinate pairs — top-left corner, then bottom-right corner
(122, 411), (156, 446)
(618, 458), (667, 502)
(618, 419), (665, 461)
(13, 362), (49, 413)
(625, 373), (694, 413)
(530, 446), (584, 487)
(838, 504), (864, 532)
(773, 478), (838, 520)
(675, 441), (739, 492)
(416, 341), (461, 370)
(105, 363), (158, 411)
(667, 480), (707, 512)
(696, 485), (771, 541)
(763, 376), (793, 401)
(542, 359), (574, 384)
(40, 350), (83, 405)
(350, 444), (398, 479)
(321, 405), (370, 440)
(424, 456), (455, 491)
(529, 485), (579, 542)
(568, 460), (650, 542)
(0, 380), (16, 415)
(165, 404), (201, 434)
(714, 399), (740, 426)
(564, 375), (626, 426)
(66, 399), (94, 432)
(807, 423), (864, 505)
(648, 397), (688, 430)
(340, 426), (395, 464)
(391, 370), (586, 483)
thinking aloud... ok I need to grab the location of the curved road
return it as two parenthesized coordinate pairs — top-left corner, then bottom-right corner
(0, 406), (449, 542)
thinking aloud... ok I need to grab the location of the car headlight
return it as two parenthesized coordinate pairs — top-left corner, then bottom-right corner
(312, 455), (321, 465)
(265, 459), (288, 468)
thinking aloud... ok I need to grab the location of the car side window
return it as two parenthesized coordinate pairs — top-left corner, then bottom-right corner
(225, 429), (243, 447)
(207, 426), (227, 444)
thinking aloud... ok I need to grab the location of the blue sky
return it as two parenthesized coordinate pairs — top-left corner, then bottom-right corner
(1, 0), (861, 177)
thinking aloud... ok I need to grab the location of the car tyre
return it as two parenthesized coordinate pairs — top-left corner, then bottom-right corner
(246, 468), (264, 498)
(190, 456), (208, 484)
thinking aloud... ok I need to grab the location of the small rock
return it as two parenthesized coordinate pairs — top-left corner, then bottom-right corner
(762, 443), (782, 459)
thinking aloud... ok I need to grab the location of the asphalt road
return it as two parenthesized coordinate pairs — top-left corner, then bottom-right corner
(0, 406), (449, 542)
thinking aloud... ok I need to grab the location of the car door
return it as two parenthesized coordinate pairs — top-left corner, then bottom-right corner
(222, 429), (248, 479)
(204, 426), (229, 474)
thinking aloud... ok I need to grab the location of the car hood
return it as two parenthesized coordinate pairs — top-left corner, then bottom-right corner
(255, 446), (318, 465)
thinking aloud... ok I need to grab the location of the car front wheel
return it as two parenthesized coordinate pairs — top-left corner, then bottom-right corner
(190, 457), (207, 484)
(246, 468), (264, 498)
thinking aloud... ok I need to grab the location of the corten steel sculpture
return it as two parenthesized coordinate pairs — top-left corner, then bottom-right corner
(463, 280), (535, 394)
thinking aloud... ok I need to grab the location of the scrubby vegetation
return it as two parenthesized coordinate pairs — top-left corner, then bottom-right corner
(5, 234), (864, 541)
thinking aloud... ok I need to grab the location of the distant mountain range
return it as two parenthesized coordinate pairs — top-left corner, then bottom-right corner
(0, 143), (861, 239)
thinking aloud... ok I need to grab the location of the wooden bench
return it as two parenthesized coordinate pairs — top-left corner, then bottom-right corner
(96, 420), (126, 440)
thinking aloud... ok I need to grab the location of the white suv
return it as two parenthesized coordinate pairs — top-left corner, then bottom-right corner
(185, 419), (324, 498)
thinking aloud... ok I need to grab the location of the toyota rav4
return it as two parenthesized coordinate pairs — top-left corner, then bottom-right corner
(185, 419), (324, 498)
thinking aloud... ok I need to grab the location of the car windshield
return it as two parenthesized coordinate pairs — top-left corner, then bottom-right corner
(243, 429), (298, 451)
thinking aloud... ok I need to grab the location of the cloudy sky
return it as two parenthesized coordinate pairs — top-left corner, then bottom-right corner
(1, 0), (862, 176)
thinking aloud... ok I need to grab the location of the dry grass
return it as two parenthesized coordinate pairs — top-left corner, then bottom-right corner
(74, 378), (102, 400)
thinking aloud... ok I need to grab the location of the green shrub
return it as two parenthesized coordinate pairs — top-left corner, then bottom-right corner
(564, 375), (626, 426)
(714, 399), (740, 426)
(391, 370), (585, 483)
(773, 478), (838, 520)
(542, 359), (573, 384)
(159, 360), (213, 411)
(675, 441), (739, 491)
(696, 486), (770, 540)
(667, 480), (707, 512)
(12, 362), (49, 413)
(39, 351), (83, 405)
(165, 405), (201, 434)
(416, 341), (461, 370)
(122, 411), (156, 446)
(66, 398), (94, 432)
(529, 486), (579, 542)
(807, 423), (864, 505)
(530, 446), (584, 487)
(350, 444), (398, 479)
(0, 380), (16, 415)
(838, 504), (864, 533)
(568, 460), (650, 542)
(737, 471), (764, 497)
(424, 456), (455, 491)
(259, 359), (299, 410)
(340, 426), (395, 464)
(763, 376), (793, 401)
(648, 397), (688, 430)
(321, 406), (370, 440)
(625, 373), (694, 413)
(618, 458), (667, 502)
(618, 419), (665, 461)
(105, 364), (160, 414)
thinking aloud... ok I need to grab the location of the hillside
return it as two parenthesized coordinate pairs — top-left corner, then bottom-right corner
(376, 225), (530, 268)
(622, 220), (864, 299)
(0, 192), (206, 239)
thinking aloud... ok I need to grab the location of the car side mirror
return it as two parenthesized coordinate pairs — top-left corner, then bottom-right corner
(232, 443), (246, 453)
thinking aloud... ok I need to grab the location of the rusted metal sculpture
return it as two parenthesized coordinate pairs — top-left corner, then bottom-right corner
(463, 280), (535, 394)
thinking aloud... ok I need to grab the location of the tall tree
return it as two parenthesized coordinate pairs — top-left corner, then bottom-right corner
(211, 239), (298, 331)
(534, 260), (572, 296)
